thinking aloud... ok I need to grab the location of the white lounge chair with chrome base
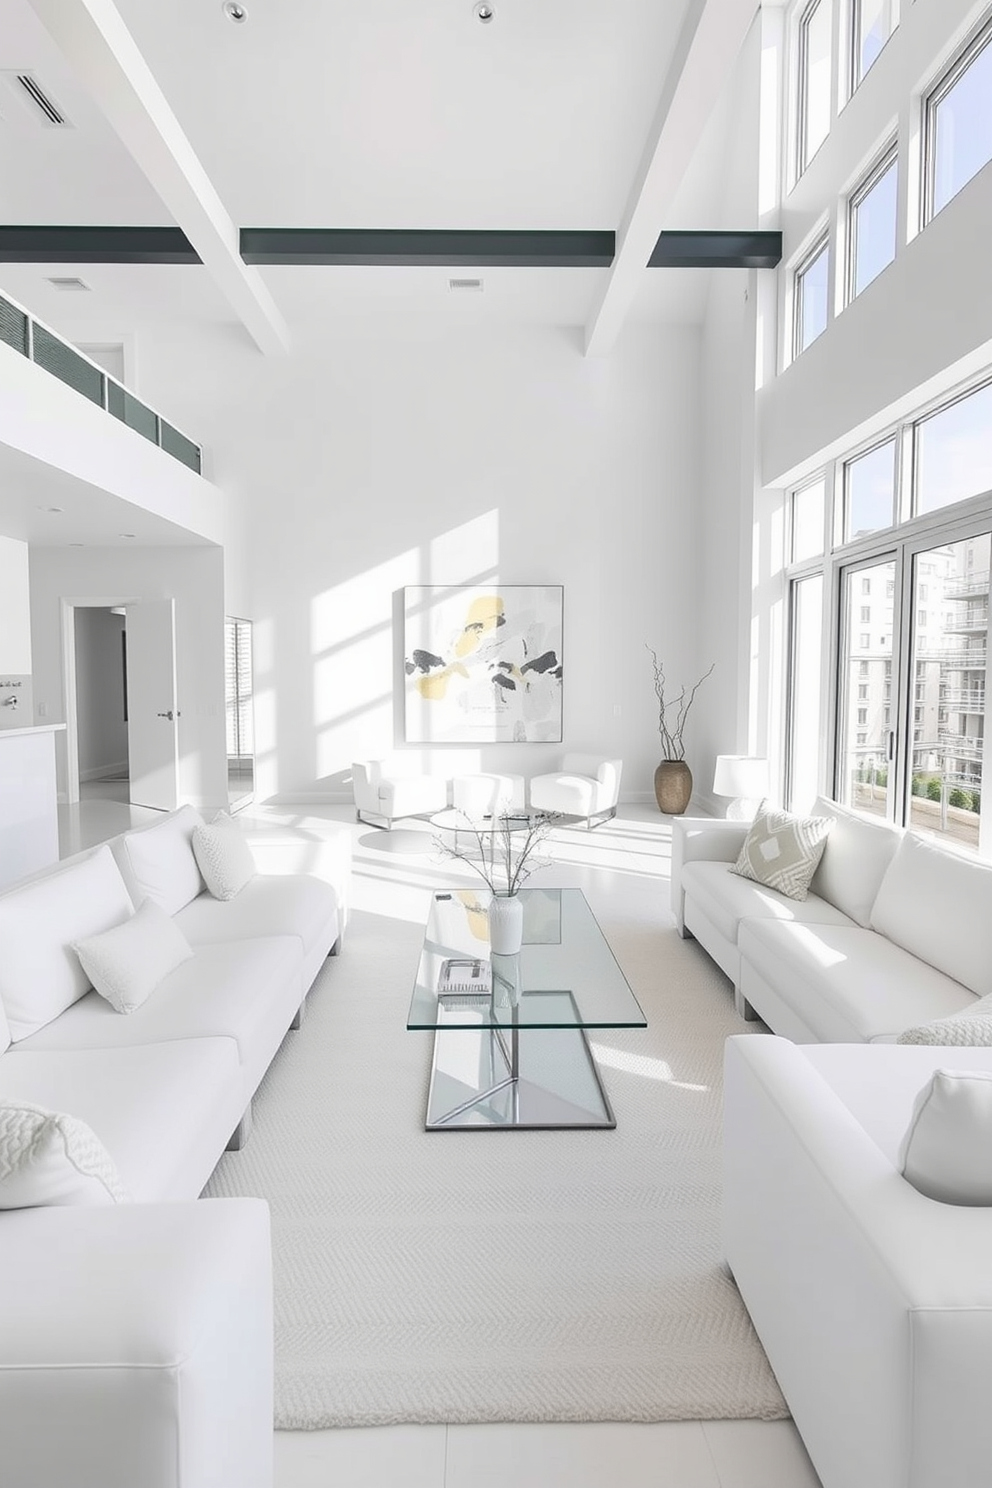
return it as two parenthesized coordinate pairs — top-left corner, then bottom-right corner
(351, 758), (449, 828)
(528, 754), (622, 827)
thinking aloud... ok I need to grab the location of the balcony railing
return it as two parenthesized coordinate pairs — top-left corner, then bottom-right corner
(0, 289), (202, 475)
(944, 572), (991, 600)
(938, 731), (985, 763)
(941, 649), (988, 670)
(942, 611), (989, 636)
(941, 689), (987, 712)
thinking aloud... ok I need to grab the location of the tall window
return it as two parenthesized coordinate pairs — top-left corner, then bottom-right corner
(925, 18), (992, 223)
(845, 438), (896, 539)
(798, 0), (832, 173)
(848, 149), (897, 301)
(916, 382), (992, 515)
(792, 476), (826, 560)
(853, 0), (897, 89)
(788, 573), (824, 810)
(795, 237), (830, 356)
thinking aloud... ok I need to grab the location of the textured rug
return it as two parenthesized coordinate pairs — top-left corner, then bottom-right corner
(204, 898), (788, 1429)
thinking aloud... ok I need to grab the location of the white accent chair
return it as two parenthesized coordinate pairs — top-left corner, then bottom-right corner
(527, 754), (622, 826)
(352, 758), (449, 828)
(451, 773), (526, 818)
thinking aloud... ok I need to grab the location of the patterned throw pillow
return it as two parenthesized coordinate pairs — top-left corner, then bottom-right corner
(898, 992), (992, 1046)
(730, 800), (833, 902)
(0, 1100), (129, 1208)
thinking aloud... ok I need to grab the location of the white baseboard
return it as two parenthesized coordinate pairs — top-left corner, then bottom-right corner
(79, 760), (128, 783)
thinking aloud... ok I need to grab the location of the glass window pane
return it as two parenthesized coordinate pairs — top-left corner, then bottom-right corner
(929, 29), (992, 220)
(840, 560), (895, 817)
(916, 383), (992, 514)
(855, 0), (896, 87)
(789, 574), (824, 811)
(800, 0), (832, 171)
(846, 439), (896, 539)
(796, 241), (829, 354)
(851, 158), (897, 298)
(792, 477), (826, 561)
(908, 535), (990, 855)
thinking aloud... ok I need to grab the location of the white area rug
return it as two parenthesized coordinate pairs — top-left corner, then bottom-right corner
(204, 899), (788, 1429)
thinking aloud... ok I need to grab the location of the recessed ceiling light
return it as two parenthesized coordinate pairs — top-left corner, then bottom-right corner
(222, 1), (249, 21)
(473, 3), (496, 22)
(449, 277), (484, 292)
(46, 276), (90, 292)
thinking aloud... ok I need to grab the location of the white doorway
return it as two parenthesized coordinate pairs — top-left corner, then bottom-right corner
(62, 597), (180, 812)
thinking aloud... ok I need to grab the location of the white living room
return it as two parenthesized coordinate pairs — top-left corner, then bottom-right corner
(1, 1), (992, 1486)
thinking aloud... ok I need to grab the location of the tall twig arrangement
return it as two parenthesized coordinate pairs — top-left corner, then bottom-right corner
(435, 812), (556, 895)
(646, 646), (715, 761)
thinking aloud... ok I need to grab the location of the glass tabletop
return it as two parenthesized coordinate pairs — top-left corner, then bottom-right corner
(408, 887), (647, 1031)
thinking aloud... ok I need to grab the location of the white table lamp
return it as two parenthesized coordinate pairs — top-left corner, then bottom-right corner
(713, 755), (769, 820)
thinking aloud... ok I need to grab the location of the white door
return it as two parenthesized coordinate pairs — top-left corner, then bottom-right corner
(126, 599), (180, 811)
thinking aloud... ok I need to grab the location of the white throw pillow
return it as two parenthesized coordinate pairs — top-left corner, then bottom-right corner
(73, 898), (194, 1014)
(730, 801), (833, 902)
(191, 813), (256, 901)
(111, 804), (205, 916)
(898, 1069), (992, 1205)
(898, 992), (992, 1046)
(0, 844), (135, 1043)
(871, 832), (992, 997)
(0, 1099), (129, 1208)
(809, 796), (902, 927)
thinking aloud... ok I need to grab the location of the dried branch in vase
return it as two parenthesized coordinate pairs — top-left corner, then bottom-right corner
(434, 811), (558, 895)
(646, 646), (715, 761)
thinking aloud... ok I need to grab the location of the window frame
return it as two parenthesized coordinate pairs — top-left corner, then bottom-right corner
(797, 0), (831, 176)
(850, 0), (898, 94)
(794, 232), (831, 360)
(911, 374), (992, 519)
(845, 141), (898, 306)
(922, 14), (992, 228)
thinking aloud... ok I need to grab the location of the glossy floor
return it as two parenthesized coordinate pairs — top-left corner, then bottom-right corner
(61, 788), (823, 1488)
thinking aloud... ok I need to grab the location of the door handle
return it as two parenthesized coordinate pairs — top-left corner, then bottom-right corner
(157, 710), (177, 721)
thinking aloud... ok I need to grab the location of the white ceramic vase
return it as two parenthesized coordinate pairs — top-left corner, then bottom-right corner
(488, 893), (523, 955)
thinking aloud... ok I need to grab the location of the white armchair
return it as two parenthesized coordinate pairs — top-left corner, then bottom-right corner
(351, 758), (449, 828)
(527, 754), (622, 826)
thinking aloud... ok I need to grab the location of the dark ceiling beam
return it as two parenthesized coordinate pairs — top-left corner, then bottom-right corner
(648, 230), (783, 269)
(239, 228), (616, 268)
(0, 225), (200, 264)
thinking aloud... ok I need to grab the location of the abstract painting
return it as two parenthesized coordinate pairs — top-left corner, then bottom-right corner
(403, 585), (563, 743)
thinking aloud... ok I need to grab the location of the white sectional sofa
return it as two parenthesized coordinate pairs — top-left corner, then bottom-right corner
(724, 1034), (992, 1488)
(671, 796), (991, 1042)
(0, 805), (348, 1488)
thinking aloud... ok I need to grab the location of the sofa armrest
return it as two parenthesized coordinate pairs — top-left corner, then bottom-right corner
(246, 827), (351, 926)
(670, 817), (748, 929)
(724, 1036), (992, 1488)
(0, 1197), (273, 1488)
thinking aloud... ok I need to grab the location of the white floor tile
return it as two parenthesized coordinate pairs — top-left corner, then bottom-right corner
(701, 1420), (823, 1488)
(445, 1422), (722, 1488)
(275, 1424), (447, 1488)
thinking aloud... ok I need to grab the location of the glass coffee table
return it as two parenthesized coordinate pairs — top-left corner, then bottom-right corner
(408, 888), (647, 1131)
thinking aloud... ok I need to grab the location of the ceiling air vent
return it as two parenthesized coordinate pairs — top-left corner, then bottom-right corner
(46, 277), (90, 292)
(448, 277), (484, 292)
(3, 72), (71, 127)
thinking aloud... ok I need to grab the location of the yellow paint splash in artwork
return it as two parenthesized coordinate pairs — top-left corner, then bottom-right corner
(453, 594), (505, 659)
(416, 662), (469, 700)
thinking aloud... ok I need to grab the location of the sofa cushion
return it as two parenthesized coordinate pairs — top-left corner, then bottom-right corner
(731, 801), (833, 901)
(897, 991), (992, 1046)
(0, 1098), (129, 1208)
(111, 804), (205, 916)
(809, 797), (902, 927)
(682, 860), (854, 947)
(174, 873), (338, 960)
(16, 936), (302, 1074)
(0, 1039), (242, 1203)
(739, 919), (978, 1043)
(73, 899), (194, 1015)
(899, 1069), (992, 1205)
(192, 813), (256, 900)
(0, 845), (134, 1042)
(871, 832), (992, 998)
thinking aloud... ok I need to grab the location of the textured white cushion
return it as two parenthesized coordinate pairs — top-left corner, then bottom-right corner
(0, 1099), (129, 1208)
(809, 797), (902, 927)
(897, 992), (992, 1046)
(0, 845), (134, 1042)
(731, 801), (833, 902)
(111, 804), (205, 916)
(73, 899), (194, 1014)
(192, 813), (256, 901)
(898, 1069), (992, 1205)
(871, 833), (992, 997)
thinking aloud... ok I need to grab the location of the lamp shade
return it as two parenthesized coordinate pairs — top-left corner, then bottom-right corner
(713, 755), (769, 799)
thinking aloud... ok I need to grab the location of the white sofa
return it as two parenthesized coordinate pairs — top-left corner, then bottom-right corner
(0, 805), (348, 1488)
(671, 796), (992, 1042)
(724, 1034), (992, 1488)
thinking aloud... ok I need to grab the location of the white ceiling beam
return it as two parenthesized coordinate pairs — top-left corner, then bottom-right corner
(584, 0), (759, 357)
(27, 0), (289, 356)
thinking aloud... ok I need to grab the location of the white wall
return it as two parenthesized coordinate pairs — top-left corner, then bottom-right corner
(0, 535), (31, 672)
(73, 607), (128, 780)
(29, 545), (228, 809)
